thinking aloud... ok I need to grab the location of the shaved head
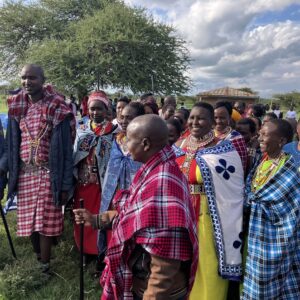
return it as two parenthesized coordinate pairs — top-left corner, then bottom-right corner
(126, 115), (169, 163)
(21, 64), (45, 80)
(128, 114), (168, 147)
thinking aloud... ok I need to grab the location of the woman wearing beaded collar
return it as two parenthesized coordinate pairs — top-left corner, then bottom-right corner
(214, 101), (248, 172)
(173, 102), (245, 300)
(73, 90), (117, 265)
(242, 119), (300, 300)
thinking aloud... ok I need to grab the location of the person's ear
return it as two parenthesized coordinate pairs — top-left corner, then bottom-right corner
(142, 137), (151, 151)
(279, 136), (287, 147)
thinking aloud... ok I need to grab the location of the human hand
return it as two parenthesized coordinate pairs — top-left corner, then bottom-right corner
(73, 208), (95, 227)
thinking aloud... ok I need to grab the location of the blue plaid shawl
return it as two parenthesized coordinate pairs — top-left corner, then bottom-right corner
(242, 155), (300, 299)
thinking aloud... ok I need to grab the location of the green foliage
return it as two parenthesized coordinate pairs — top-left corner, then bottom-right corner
(0, 212), (101, 299)
(0, 0), (190, 95)
(272, 91), (300, 110)
(238, 87), (258, 95)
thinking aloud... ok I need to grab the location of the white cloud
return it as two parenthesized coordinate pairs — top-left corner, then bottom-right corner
(125, 0), (300, 97)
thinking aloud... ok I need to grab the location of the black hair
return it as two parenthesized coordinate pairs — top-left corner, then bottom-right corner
(166, 118), (182, 135)
(117, 96), (130, 104)
(126, 101), (145, 117)
(265, 112), (278, 120)
(251, 116), (262, 129)
(192, 102), (214, 121)
(140, 92), (154, 101)
(214, 101), (232, 116)
(269, 119), (294, 144)
(162, 104), (175, 113)
(250, 104), (265, 118)
(236, 118), (256, 134)
(176, 108), (190, 121)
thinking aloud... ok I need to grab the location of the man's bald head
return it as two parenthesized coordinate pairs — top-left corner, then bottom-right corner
(126, 115), (169, 163)
(21, 64), (45, 80)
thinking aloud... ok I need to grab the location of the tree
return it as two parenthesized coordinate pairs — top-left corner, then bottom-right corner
(238, 87), (258, 95)
(272, 91), (300, 109)
(0, 0), (191, 95)
(0, 0), (116, 79)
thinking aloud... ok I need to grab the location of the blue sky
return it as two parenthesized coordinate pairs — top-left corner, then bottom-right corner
(1, 0), (300, 97)
(125, 0), (300, 97)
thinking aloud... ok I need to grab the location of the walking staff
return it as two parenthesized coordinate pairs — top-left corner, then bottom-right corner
(0, 201), (17, 258)
(80, 198), (84, 300)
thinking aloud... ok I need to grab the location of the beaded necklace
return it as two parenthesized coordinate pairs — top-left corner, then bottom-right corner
(116, 132), (129, 155)
(181, 131), (215, 178)
(251, 152), (286, 192)
(214, 126), (232, 140)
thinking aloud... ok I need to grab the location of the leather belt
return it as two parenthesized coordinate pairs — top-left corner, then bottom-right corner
(190, 184), (205, 194)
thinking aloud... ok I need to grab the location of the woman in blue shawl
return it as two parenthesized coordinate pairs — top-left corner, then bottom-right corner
(242, 119), (300, 300)
(98, 102), (145, 254)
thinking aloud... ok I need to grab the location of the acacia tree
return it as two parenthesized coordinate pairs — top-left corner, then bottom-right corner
(0, 0), (116, 79)
(0, 1), (191, 95)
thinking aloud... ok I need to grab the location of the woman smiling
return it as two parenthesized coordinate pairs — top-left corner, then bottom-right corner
(242, 119), (300, 299)
(173, 102), (244, 300)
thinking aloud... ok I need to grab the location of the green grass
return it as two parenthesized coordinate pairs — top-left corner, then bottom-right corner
(0, 96), (8, 114)
(0, 210), (102, 299)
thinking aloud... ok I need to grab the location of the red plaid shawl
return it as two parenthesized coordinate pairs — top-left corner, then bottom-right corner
(8, 86), (75, 139)
(100, 145), (198, 299)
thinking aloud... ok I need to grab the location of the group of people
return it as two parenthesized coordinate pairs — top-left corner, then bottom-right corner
(0, 64), (299, 300)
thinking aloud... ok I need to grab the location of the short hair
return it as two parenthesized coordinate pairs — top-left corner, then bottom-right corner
(164, 95), (176, 106)
(265, 112), (278, 120)
(176, 108), (190, 121)
(117, 96), (130, 104)
(166, 118), (182, 135)
(162, 104), (175, 113)
(236, 118), (256, 134)
(126, 101), (145, 117)
(192, 102), (214, 121)
(214, 101), (232, 116)
(22, 64), (45, 81)
(140, 92), (154, 101)
(250, 104), (265, 118)
(251, 116), (262, 129)
(269, 119), (294, 143)
(143, 101), (159, 115)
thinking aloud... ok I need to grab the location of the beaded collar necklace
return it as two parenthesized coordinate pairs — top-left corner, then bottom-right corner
(251, 152), (285, 191)
(180, 131), (215, 177)
(215, 126), (232, 140)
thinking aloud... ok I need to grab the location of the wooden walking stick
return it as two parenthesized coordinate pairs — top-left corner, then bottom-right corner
(79, 198), (84, 300)
(0, 201), (17, 259)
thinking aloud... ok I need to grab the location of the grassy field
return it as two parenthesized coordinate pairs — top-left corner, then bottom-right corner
(0, 210), (102, 300)
(0, 96), (8, 114)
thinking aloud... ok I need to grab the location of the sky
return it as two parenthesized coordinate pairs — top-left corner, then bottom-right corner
(125, 0), (300, 97)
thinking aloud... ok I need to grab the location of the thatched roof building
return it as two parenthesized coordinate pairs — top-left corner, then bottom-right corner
(197, 87), (259, 106)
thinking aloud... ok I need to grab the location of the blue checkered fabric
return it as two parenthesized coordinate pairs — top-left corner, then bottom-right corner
(242, 155), (300, 299)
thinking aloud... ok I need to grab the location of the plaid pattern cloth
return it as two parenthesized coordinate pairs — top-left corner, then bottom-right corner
(216, 129), (247, 171)
(17, 169), (63, 236)
(100, 146), (198, 300)
(8, 86), (74, 236)
(8, 86), (75, 139)
(226, 130), (248, 172)
(242, 155), (300, 299)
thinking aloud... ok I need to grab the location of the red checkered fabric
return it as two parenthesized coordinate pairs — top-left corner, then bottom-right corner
(100, 145), (198, 300)
(20, 100), (51, 164)
(8, 86), (76, 140)
(230, 133), (248, 172)
(17, 169), (63, 236)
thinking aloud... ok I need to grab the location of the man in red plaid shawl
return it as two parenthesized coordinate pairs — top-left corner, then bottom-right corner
(74, 115), (198, 300)
(6, 64), (75, 274)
